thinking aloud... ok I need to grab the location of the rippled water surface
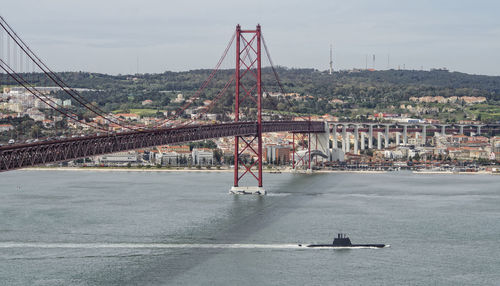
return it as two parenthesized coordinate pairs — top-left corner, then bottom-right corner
(1, 170), (499, 285)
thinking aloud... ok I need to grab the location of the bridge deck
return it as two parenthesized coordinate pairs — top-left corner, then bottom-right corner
(0, 121), (324, 172)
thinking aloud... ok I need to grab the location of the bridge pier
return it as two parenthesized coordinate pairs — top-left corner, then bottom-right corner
(396, 132), (401, 146)
(342, 125), (347, 152)
(403, 125), (408, 145)
(377, 132), (383, 150)
(230, 186), (266, 195)
(331, 123), (337, 150)
(353, 125), (359, 154)
(360, 132), (366, 151)
(459, 125), (464, 134)
(421, 125), (427, 146)
(324, 122), (331, 160)
(385, 124), (390, 148)
(368, 124), (374, 149)
(346, 132), (351, 153)
(308, 122), (330, 163)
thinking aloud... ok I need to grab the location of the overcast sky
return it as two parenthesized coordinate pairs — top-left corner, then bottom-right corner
(2, 0), (500, 75)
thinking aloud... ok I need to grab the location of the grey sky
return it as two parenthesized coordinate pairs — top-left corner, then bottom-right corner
(2, 0), (500, 75)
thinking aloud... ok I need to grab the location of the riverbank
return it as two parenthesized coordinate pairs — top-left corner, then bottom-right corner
(412, 170), (497, 175)
(21, 167), (234, 173)
(316, 170), (387, 174)
(21, 167), (386, 174)
(18, 167), (499, 175)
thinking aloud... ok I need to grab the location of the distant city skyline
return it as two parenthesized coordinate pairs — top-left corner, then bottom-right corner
(2, 0), (500, 75)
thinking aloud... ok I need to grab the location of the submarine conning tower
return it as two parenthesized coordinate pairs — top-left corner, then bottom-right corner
(332, 233), (352, 246)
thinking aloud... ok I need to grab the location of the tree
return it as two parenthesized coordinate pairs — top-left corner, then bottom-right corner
(161, 96), (171, 106)
(30, 125), (41, 138)
(213, 149), (223, 163)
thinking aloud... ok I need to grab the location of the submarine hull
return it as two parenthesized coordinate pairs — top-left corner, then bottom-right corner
(304, 234), (387, 248)
(306, 243), (386, 248)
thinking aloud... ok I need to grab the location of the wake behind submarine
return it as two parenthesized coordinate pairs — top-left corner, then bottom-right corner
(300, 233), (388, 248)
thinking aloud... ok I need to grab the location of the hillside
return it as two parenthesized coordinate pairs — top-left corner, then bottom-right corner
(1, 68), (499, 122)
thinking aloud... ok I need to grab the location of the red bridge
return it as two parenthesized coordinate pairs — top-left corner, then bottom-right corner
(0, 120), (324, 172)
(2, 20), (320, 193)
(1, 18), (498, 193)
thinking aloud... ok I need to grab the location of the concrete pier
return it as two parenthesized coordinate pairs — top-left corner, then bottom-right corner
(354, 125), (359, 154)
(342, 125), (347, 152)
(403, 125), (408, 145)
(377, 132), (382, 150)
(324, 122), (330, 159)
(230, 186), (266, 195)
(345, 132), (351, 153)
(396, 132), (401, 145)
(421, 125), (427, 145)
(385, 124), (390, 148)
(368, 124), (374, 149)
(332, 124), (337, 149)
(360, 132), (366, 150)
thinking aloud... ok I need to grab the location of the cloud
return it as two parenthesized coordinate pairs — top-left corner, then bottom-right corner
(1, 0), (499, 75)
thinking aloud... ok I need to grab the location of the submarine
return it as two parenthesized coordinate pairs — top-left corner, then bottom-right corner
(301, 233), (387, 248)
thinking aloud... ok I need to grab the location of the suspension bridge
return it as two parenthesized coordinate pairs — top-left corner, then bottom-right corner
(0, 19), (329, 194)
(1, 18), (499, 193)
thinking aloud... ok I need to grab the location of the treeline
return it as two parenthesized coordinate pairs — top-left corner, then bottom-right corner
(1, 69), (499, 115)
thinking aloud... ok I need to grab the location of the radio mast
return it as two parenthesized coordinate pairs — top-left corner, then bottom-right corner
(329, 44), (333, 74)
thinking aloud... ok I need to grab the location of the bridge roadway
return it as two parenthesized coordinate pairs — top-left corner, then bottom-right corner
(330, 124), (500, 134)
(0, 120), (325, 172)
(332, 127), (500, 134)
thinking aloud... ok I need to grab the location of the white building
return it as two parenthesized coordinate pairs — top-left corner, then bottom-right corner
(173, 93), (185, 103)
(206, 114), (218, 121)
(156, 151), (191, 166)
(384, 150), (405, 159)
(192, 148), (214, 166)
(26, 108), (45, 121)
(330, 148), (345, 162)
(160, 152), (181, 165)
(0, 124), (14, 132)
(98, 151), (138, 165)
(8, 102), (23, 113)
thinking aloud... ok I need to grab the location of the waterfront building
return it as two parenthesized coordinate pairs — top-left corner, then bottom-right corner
(0, 124), (14, 132)
(265, 144), (291, 164)
(98, 151), (138, 165)
(192, 148), (214, 166)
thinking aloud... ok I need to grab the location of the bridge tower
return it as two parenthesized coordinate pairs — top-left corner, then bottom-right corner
(230, 24), (265, 195)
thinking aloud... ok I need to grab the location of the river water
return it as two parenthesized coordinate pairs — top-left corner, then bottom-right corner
(0, 170), (499, 285)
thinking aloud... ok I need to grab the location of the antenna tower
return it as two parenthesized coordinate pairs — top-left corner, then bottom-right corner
(329, 44), (333, 74)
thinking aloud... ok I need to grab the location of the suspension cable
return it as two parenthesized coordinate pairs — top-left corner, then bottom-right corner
(178, 75), (235, 128)
(0, 60), (109, 132)
(153, 32), (236, 128)
(261, 33), (310, 121)
(0, 16), (140, 131)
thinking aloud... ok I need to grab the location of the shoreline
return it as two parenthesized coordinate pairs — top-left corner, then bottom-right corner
(20, 167), (385, 174)
(21, 167), (234, 173)
(412, 170), (496, 175)
(18, 167), (498, 175)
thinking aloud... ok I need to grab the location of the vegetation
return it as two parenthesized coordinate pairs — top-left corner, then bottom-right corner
(113, 108), (166, 117)
(2, 68), (499, 125)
